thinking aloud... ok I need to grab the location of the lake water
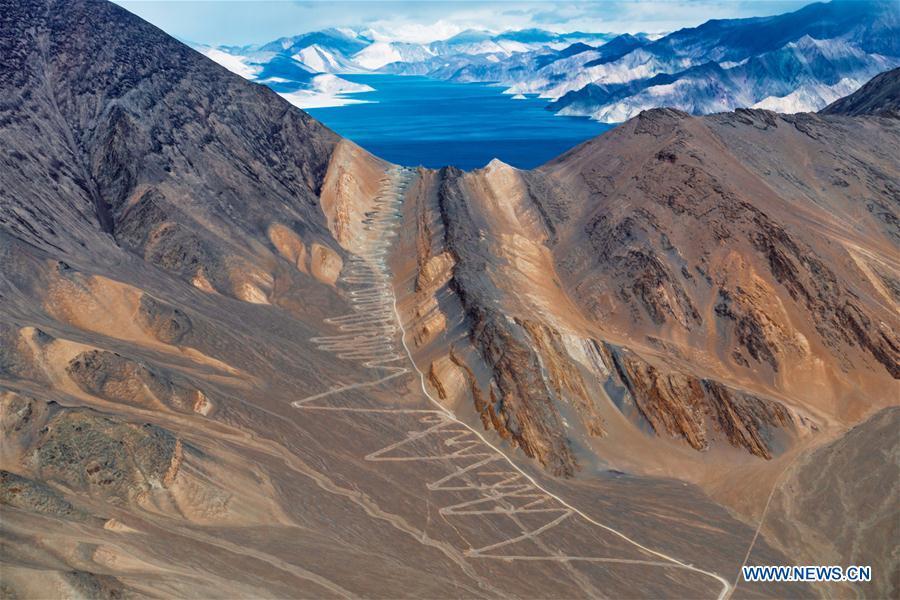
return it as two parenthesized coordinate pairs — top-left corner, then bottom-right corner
(306, 75), (612, 171)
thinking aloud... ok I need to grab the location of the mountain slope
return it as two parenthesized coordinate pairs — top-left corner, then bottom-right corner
(2, 1), (897, 598)
(1, 0), (338, 266)
(821, 65), (900, 115)
(400, 96), (899, 501)
(2, 1), (816, 598)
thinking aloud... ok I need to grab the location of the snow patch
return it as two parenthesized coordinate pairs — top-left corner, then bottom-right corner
(353, 42), (404, 69)
(278, 74), (374, 109)
(752, 78), (863, 113)
(201, 48), (260, 79)
(293, 45), (341, 73)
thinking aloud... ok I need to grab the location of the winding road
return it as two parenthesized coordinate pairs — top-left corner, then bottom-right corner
(293, 166), (733, 599)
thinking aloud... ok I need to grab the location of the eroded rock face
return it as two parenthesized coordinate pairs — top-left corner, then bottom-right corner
(67, 350), (207, 414)
(0, 470), (88, 520)
(136, 294), (193, 345)
(604, 345), (796, 459)
(433, 167), (599, 476)
(714, 287), (787, 371)
(401, 99), (897, 482)
(747, 209), (900, 378)
(466, 304), (579, 476)
(519, 320), (606, 438)
(583, 212), (701, 329)
(32, 408), (181, 503)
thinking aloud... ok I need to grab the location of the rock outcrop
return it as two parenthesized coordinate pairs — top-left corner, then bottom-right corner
(67, 350), (208, 414)
(603, 344), (796, 459)
(32, 408), (182, 503)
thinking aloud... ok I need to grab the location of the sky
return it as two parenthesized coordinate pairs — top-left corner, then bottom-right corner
(114, 0), (814, 45)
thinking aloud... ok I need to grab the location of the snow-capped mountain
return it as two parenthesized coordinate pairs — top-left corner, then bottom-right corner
(553, 34), (899, 121)
(195, 0), (898, 117)
(353, 41), (436, 70)
(292, 45), (360, 73)
(541, 0), (900, 120)
(377, 0), (899, 122)
(258, 28), (371, 60)
(195, 27), (619, 107)
(196, 41), (373, 108)
(194, 27), (378, 108)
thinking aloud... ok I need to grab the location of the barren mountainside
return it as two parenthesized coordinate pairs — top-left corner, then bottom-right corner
(1, 1), (898, 598)
(403, 105), (898, 475)
(821, 66), (900, 115)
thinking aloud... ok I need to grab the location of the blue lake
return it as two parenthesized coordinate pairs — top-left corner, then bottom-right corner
(306, 75), (612, 171)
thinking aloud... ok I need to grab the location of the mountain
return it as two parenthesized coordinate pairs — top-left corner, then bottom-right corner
(554, 34), (897, 121)
(646, 0), (898, 61)
(194, 1), (898, 118)
(414, 106), (898, 476)
(200, 27), (618, 102)
(352, 40), (436, 70)
(259, 28), (372, 57)
(549, 0), (900, 119)
(821, 65), (900, 115)
(2, 0), (898, 598)
(426, 28), (613, 58)
(195, 43), (373, 109)
(378, 0), (899, 121)
(398, 85), (899, 597)
(583, 33), (651, 66)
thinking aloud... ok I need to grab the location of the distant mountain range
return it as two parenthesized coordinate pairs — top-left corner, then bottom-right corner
(194, 28), (619, 108)
(198, 0), (898, 117)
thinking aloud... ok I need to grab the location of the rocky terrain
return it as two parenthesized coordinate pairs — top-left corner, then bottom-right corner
(395, 70), (899, 590)
(1, 0), (897, 598)
(401, 94), (898, 481)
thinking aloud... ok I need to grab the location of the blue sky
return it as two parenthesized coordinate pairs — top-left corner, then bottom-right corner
(115, 0), (814, 45)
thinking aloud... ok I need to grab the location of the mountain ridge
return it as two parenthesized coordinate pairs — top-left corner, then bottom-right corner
(195, 1), (898, 117)
(821, 65), (900, 115)
(1, 1), (898, 598)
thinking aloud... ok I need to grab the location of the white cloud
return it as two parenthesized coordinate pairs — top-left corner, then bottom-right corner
(116, 0), (813, 46)
(363, 20), (468, 44)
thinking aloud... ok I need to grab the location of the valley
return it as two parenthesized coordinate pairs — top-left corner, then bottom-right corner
(1, 0), (898, 598)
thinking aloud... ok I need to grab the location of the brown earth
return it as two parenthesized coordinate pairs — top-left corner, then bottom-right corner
(1, 1), (897, 598)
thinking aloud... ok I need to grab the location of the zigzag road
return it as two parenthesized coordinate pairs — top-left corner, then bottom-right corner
(293, 166), (732, 599)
